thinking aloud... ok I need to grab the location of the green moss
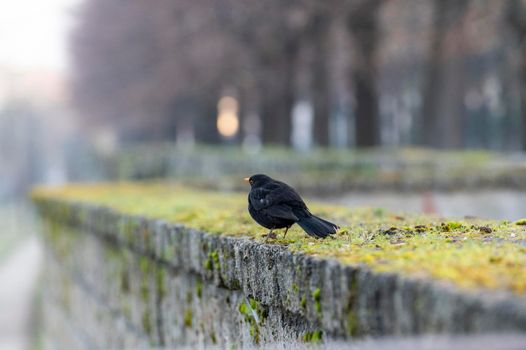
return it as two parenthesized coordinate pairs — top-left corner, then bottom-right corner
(210, 330), (217, 344)
(156, 267), (166, 299)
(292, 283), (299, 294)
(346, 274), (359, 335)
(249, 324), (257, 342)
(186, 291), (193, 303)
(196, 281), (203, 299)
(238, 298), (268, 344)
(373, 208), (385, 218)
(350, 276), (359, 294)
(139, 257), (150, 303)
(347, 311), (358, 336)
(303, 330), (323, 343)
(414, 294), (424, 314)
(210, 250), (219, 265)
(514, 219), (526, 226)
(440, 221), (465, 232)
(142, 310), (152, 335)
(120, 270), (130, 293)
(204, 250), (220, 271)
(183, 308), (193, 328)
(231, 279), (241, 290)
(300, 295), (307, 309)
(32, 182), (526, 295)
(139, 256), (150, 274)
(312, 288), (321, 314)
(238, 302), (249, 315)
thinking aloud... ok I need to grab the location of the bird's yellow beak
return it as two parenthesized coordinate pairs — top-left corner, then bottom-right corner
(243, 177), (250, 183)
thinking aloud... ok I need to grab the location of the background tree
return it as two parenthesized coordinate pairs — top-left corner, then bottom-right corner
(347, 0), (383, 147)
(217, 0), (311, 146)
(72, 0), (238, 143)
(507, 0), (526, 151)
(70, 0), (526, 151)
(308, 2), (334, 147)
(420, 0), (469, 149)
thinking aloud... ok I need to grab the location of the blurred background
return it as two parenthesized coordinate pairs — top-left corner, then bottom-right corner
(3, 0), (526, 348)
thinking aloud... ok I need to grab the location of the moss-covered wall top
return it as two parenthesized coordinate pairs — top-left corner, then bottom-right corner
(32, 182), (526, 295)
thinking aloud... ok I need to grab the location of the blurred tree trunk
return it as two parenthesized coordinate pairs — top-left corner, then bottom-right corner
(420, 0), (468, 149)
(518, 43), (526, 151)
(507, 0), (526, 151)
(167, 97), (198, 144)
(260, 43), (298, 146)
(420, 0), (447, 147)
(238, 74), (260, 143)
(347, 0), (382, 148)
(237, 87), (247, 144)
(440, 54), (467, 149)
(311, 14), (331, 147)
(194, 95), (220, 144)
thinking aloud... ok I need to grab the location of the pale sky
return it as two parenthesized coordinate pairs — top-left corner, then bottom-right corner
(0, 0), (81, 73)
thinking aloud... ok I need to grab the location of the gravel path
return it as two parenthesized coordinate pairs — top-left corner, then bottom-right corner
(0, 237), (43, 350)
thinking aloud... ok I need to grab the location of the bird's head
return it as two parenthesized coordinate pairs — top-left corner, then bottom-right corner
(244, 174), (273, 187)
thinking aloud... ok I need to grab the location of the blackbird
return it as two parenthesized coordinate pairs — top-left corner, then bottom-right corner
(244, 174), (339, 240)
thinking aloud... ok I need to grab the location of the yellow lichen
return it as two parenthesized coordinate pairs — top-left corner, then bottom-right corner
(31, 181), (526, 295)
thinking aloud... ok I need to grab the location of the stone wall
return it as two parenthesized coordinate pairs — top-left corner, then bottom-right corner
(34, 198), (526, 349)
(114, 146), (526, 194)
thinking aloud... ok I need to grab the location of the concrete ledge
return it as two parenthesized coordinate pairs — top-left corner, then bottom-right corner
(33, 195), (526, 348)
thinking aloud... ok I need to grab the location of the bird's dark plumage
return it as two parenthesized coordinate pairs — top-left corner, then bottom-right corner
(245, 174), (339, 239)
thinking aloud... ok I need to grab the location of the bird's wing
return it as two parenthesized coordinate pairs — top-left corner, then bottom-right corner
(248, 187), (274, 211)
(267, 181), (308, 209)
(249, 183), (305, 221)
(265, 204), (299, 221)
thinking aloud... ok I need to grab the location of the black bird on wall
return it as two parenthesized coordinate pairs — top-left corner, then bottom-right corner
(245, 174), (339, 241)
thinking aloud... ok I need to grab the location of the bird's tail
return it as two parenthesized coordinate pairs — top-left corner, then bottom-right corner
(297, 215), (339, 239)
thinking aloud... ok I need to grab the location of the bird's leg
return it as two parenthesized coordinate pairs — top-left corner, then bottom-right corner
(265, 229), (274, 243)
(283, 226), (290, 239)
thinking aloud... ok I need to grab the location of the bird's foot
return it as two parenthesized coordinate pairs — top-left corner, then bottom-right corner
(263, 230), (277, 242)
(264, 232), (277, 239)
(282, 226), (290, 239)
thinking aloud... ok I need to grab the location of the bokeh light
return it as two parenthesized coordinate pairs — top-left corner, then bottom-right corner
(217, 96), (239, 138)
